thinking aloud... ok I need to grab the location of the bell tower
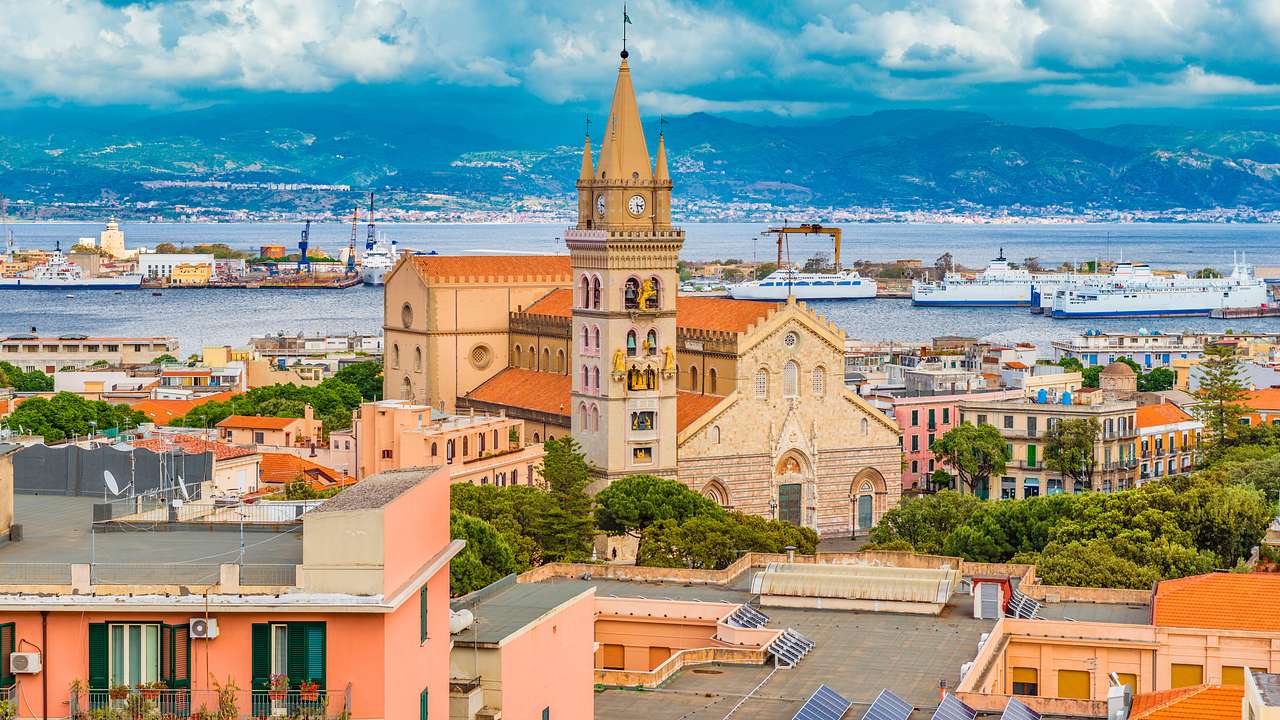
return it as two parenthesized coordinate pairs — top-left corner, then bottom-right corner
(568, 49), (682, 486)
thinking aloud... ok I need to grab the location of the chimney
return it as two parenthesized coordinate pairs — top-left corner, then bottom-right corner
(785, 545), (796, 563)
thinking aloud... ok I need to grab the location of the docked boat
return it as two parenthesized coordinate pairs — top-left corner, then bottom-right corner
(727, 269), (876, 301)
(911, 251), (1039, 306)
(360, 235), (397, 286)
(0, 251), (142, 289)
(1050, 259), (1267, 318)
(1030, 262), (1163, 313)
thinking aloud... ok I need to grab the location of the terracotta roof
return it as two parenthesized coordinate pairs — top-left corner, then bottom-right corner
(675, 296), (778, 333)
(131, 434), (257, 461)
(410, 255), (571, 283)
(525, 288), (573, 317)
(677, 391), (724, 432)
(1246, 388), (1280, 411)
(129, 391), (238, 424)
(215, 415), (300, 430)
(464, 368), (572, 417)
(1137, 402), (1195, 429)
(1132, 685), (1245, 720)
(1153, 573), (1280, 631)
(258, 452), (352, 486)
(1005, 361), (1031, 370)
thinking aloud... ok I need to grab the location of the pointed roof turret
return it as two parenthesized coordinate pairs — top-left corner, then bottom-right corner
(579, 132), (594, 181)
(597, 56), (652, 182)
(654, 129), (669, 182)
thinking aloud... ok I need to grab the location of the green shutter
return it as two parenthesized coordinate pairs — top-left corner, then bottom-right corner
(1027, 445), (1037, 467)
(420, 584), (428, 643)
(420, 688), (428, 720)
(251, 623), (271, 690)
(305, 622), (326, 690)
(88, 623), (109, 690)
(287, 623), (307, 688)
(0, 623), (14, 688)
(286, 622), (325, 690)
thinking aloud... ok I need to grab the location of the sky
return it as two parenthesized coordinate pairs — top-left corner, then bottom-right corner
(3, 0), (1280, 139)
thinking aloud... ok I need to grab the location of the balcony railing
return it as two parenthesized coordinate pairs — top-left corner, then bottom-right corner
(75, 685), (351, 719)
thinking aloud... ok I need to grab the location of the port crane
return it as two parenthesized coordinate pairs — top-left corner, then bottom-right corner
(764, 223), (843, 271)
(365, 192), (377, 251)
(298, 220), (312, 274)
(346, 206), (359, 275)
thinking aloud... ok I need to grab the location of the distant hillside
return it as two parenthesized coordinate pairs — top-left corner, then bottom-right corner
(4, 104), (1280, 215)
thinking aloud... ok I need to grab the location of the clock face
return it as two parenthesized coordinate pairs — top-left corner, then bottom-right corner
(595, 194), (606, 217)
(628, 194), (647, 216)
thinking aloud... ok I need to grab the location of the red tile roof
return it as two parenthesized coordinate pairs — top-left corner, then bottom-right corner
(675, 296), (778, 333)
(1246, 388), (1280, 411)
(258, 452), (351, 486)
(410, 255), (571, 283)
(1004, 361), (1030, 370)
(464, 368), (572, 417)
(1153, 573), (1280, 631)
(676, 392), (724, 433)
(215, 415), (300, 430)
(129, 391), (238, 424)
(131, 434), (257, 461)
(1132, 685), (1244, 720)
(525, 288), (573, 317)
(1137, 402), (1195, 429)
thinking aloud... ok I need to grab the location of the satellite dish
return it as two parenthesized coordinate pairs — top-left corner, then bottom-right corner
(176, 474), (190, 501)
(103, 470), (121, 496)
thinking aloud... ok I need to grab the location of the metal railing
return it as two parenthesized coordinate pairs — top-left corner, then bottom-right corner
(240, 563), (297, 587)
(96, 499), (325, 528)
(0, 562), (73, 584)
(91, 563), (222, 586)
(76, 685), (350, 719)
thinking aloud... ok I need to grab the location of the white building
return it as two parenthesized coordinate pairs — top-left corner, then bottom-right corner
(138, 253), (216, 280)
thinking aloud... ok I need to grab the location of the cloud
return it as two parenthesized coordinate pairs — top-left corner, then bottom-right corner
(1035, 66), (1280, 109)
(637, 91), (843, 117)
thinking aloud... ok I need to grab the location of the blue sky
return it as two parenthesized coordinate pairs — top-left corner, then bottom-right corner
(5, 0), (1280, 137)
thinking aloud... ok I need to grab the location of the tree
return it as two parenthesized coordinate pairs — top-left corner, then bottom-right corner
(537, 437), (595, 562)
(1194, 344), (1251, 446)
(449, 512), (518, 596)
(5, 392), (148, 443)
(151, 354), (178, 365)
(637, 511), (818, 569)
(595, 474), (723, 537)
(931, 424), (1008, 498)
(332, 361), (383, 401)
(1138, 367), (1175, 392)
(868, 491), (983, 555)
(752, 262), (778, 280)
(1044, 418), (1101, 493)
(1081, 366), (1103, 388)
(1193, 267), (1223, 279)
(0, 362), (53, 392)
(1056, 357), (1084, 374)
(802, 252), (832, 273)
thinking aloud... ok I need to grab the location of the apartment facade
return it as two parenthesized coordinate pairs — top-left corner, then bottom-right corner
(0, 334), (176, 373)
(217, 410), (322, 449)
(957, 393), (1139, 498)
(1135, 403), (1201, 484)
(892, 389), (1023, 491)
(1051, 330), (1209, 369)
(138, 253), (216, 281)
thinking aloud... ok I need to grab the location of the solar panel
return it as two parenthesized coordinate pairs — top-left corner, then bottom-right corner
(793, 684), (852, 720)
(1001, 697), (1042, 720)
(862, 689), (914, 720)
(932, 694), (978, 720)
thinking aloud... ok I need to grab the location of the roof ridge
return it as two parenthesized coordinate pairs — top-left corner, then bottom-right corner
(1134, 685), (1210, 719)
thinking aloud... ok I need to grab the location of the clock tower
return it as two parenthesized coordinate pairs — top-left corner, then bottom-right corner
(568, 49), (682, 486)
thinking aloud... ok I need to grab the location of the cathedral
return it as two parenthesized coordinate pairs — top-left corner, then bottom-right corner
(380, 50), (902, 537)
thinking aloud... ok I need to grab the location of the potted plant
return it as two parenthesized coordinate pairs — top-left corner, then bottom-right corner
(140, 680), (165, 701)
(267, 674), (289, 702)
(107, 685), (130, 701)
(298, 680), (320, 702)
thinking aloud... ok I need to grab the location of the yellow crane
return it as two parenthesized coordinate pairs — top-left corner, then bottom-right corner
(765, 223), (843, 271)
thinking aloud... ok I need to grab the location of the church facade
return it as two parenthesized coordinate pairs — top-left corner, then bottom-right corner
(381, 51), (901, 537)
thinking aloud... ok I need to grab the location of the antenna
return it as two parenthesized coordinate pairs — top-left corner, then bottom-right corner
(103, 469), (121, 496)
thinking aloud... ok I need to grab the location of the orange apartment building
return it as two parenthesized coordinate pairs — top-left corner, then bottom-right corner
(217, 408), (322, 449)
(0, 466), (461, 719)
(353, 399), (544, 486)
(1136, 402), (1202, 484)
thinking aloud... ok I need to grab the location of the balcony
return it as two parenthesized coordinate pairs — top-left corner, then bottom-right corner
(74, 686), (351, 719)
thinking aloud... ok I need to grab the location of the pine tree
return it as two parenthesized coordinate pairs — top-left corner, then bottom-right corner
(1194, 344), (1250, 446)
(536, 437), (596, 562)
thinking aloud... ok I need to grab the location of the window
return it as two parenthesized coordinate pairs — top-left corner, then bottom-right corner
(1027, 416), (1038, 437)
(462, 436), (469, 456)
(1115, 673), (1137, 693)
(632, 446), (653, 464)
(910, 435), (919, 452)
(254, 431), (265, 444)
(592, 326), (600, 350)
(911, 410), (919, 427)
(421, 688), (429, 720)
(581, 326), (590, 350)
(928, 409), (936, 428)
(393, 343), (400, 368)
(252, 622), (326, 695)
(812, 367), (825, 397)
(414, 346), (423, 371)
(420, 583), (429, 643)
(90, 623), (189, 696)
(1058, 670), (1090, 699)
(591, 277), (601, 308)
(755, 368), (768, 399)
(860, 418), (869, 435)
(381, 449), (393, 459)
(708, 368), (718, 394)
(1171, 664), (1203, 688)
(446, 440), (455, 463)
(911, 460), (918, 474)
(580, 276), (590, 308)
(783, 361), (799, 398)
(646, 329), (657, 355)
(942, 408), (950, 424)
(542, 708), (550, 720)
(582, 365), (590, 390)
(690, 365), (700, 392)
(1011, 667), (1038, 696)
(1003, 415), (1014, 429)
(1223, 666), (1245, 686)
(592, 367), (600, 391)
(430, 443), (437, 458)
(631, 411), (655, 431)
(627, 330), (638, 357)
(110, 623), (160, 686)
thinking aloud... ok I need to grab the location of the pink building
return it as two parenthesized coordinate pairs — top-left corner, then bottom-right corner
(890, 390), (1022, 490)
(0, 466), (461, 719)
(355, 399), (544, 486)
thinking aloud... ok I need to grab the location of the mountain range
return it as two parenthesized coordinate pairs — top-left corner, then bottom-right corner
(4, 104), (1280, 216)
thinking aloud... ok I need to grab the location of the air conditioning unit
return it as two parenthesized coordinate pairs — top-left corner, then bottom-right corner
(190, 618), (219, 639)
(10, 652), (41, 674)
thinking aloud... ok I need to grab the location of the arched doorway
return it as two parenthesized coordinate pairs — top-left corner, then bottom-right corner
(774, 451), (810, 527)
(701, 479), (729, 507)
(849, 468), (887, 536)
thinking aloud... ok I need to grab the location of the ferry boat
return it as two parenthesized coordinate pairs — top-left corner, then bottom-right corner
(727, 269), (876, 301)
(911, 251), (1038, 306)
(1050, 259), (1267, 318)
(1030, 262), (1162, 313)
(0, 250), (142, 289)
(360, 234), (397, 286)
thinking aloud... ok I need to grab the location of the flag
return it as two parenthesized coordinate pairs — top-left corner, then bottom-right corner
(624, 8), (632, 24)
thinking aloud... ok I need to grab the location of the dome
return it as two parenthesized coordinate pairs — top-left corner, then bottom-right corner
(1100, 361), (1136, 377)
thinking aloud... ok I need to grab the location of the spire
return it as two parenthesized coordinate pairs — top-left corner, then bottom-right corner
(597, 57), (652, 182)
(654, 128), (669, 182)
(579, 130), (594, 181)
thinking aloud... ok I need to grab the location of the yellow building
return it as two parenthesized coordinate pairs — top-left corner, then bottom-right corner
(169, 262), (212, 285)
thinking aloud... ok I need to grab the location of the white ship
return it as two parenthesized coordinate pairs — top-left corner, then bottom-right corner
(1030, 262), (1163, 313)
(360, 235), (397, 286)
(0, 249), (142, 289)
(727, 269), (876, 301)
(1050, 258), (1267, 318)
(911, 251), (1040, 306)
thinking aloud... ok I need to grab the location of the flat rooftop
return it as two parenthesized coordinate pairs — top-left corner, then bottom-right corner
(0, 495), (301, 585)
(452, 581), (589, 646)
(1037, 601), (1152, 625)
(532, 573), (995, 720)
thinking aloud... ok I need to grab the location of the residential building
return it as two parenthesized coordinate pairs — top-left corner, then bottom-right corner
(1244, 388), (1280, 428)
(354, 399), (544, 486)
(217, 408), (322, 449)
(958, 391), (1138, 498)
(128, 390), (239, 424)
(255, 451), (353, 494)
(1052, 330), (1210, 369)
(1136, 403), (1201, 483)
(130, 434), (261, 496)
(890, 389), (1024, 491)
(169, 262), (213, 285)
(0, 466), (460, 719)
(54, 370), (157, 400)
(385, 52), (902, 536)
(155, 362), (246, 397)
(0, 334), (176, 373)
(138, 253), (216, 281)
